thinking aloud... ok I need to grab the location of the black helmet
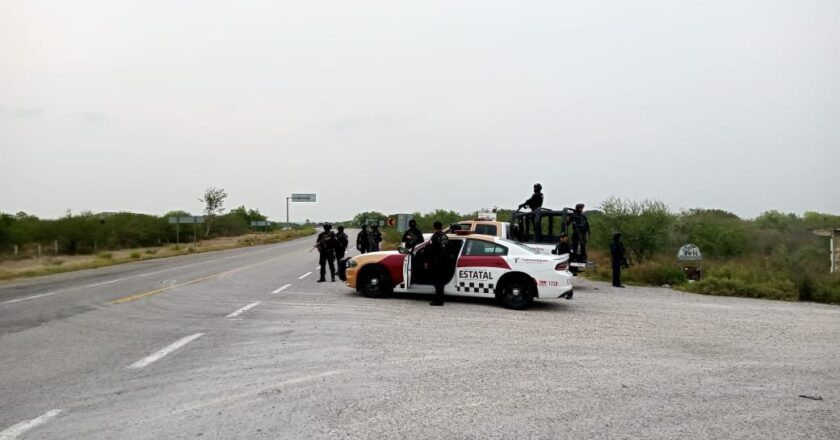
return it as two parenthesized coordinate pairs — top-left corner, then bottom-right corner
(409, 219), (417, 226)
(361, 224), (368, 230)
(534, 183), (542, 190)
(323, 223), (332, 231)
(337, 225), (344, 231)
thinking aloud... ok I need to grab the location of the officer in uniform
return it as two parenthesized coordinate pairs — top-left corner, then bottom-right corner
(610, 232), (628, 288)
(356, 224), (370, 254)
(316, 223), (338, 282)
(335, 225), (349, 261)
(401, 219), (424, 249)
(567, 203), (590, 263)
(518, 183), (544, 211)
(370, 224), (382, 252)
(427, 221), (449, 306)
(519, 183), (544, 240)
(553, 232), (572, 256)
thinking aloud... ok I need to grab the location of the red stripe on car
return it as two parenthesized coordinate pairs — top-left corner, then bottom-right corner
(457, 256), (510, 269)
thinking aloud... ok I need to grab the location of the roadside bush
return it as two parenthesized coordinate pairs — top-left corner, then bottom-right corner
(130, 252), (141, 259)
(681, 277), (798, 301)
(144, 248), (158, 255)
(44, 258), (64, 266)
(96, 252), (113, 260)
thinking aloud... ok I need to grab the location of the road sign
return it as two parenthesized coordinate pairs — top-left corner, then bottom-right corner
(387, 218), (396, 227)
(291, 193), (316, 202)
(250, 221), (270, 226)
(168, 216), (204, 224)
(678, 244), (702, 261)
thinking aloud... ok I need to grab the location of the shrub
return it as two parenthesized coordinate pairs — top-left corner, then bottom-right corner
(96, 252), (113, 260)
(144, 248), (157, 255)
(681, 277), (797, 301)
(44, 258), (64, 266)
(130, 251), (141, 259)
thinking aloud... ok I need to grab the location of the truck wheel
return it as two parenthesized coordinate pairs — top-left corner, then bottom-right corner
(497, 277), (534, 310)
(359, 267), (391, 298)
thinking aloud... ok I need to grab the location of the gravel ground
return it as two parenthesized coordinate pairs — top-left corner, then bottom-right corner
(4, 241), (838, 439)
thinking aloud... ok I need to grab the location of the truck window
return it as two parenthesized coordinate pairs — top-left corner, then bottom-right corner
(463, 239), (508, 256)
(474, 224), (498, 235)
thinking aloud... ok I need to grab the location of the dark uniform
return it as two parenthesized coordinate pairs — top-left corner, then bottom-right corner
(518, 183), (544, 211)
(428, 223), (449, 306)
(356, 225), (370, 254)
(554, 233), (572, 255)
(567, 204), (590, 262)
(401, 221), (424, 249)
(610, 232), (628, 288)
(335, 226), (349, 261)
(370, 225), (382, 252)
(316, 224), (338, 282)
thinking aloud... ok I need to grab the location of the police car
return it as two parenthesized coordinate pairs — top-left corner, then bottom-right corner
(344, 232), (574, 310)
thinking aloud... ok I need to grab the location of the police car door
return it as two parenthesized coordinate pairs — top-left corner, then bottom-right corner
(402, 248), (413, 290)
(456, 239), (510, 298)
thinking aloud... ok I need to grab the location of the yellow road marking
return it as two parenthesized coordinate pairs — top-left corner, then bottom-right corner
(109, 257), (284, 304)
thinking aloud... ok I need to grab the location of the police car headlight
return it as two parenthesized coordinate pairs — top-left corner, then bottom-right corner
(347, 260), (358, 268)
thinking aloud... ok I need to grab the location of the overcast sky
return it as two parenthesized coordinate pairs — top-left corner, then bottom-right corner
(1, 0), (838, 222)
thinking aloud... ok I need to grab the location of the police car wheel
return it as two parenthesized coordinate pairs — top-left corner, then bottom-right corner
(497, 278), (533, 310)
(359, 267), (391, 298)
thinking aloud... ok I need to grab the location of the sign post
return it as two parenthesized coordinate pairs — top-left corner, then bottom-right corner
(677, 244), (702, 281)
(169, 216), (204, 250)
(812, 229), (840, 273)
(286, 193), (317, 227)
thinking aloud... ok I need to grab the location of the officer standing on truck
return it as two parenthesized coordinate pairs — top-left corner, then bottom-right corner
(316, 223), (338, 282)
(518, 183), (544, 211)
(427, 221), (449, 306)
(335, 225), (349, 261)
(401, 219), (424, 249)
(567, 203), (590, 262)
(356, 224), (370, 254)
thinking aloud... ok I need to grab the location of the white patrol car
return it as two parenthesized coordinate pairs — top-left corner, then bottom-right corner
(344, 233), (574, 309)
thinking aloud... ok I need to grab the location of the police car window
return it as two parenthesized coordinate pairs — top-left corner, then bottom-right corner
(474, 224), (498, 235)
(463, 240), (508, 256)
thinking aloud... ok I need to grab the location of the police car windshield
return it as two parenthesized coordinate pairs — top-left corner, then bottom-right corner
(498, 238), (540, 254)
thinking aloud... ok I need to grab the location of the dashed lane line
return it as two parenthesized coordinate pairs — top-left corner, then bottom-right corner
(0, 238), (314, 307)
(226, 301), (262, 318)
(272, 284), (292, 293)
(0, 409), (63, 440)
(298, 272), (312, 279)
(128, 333), (205, 369)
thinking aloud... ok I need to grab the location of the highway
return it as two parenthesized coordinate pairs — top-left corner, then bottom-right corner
(1, 230), (838, 439)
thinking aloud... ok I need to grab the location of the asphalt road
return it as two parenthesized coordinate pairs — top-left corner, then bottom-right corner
(1, 230), (838, 439)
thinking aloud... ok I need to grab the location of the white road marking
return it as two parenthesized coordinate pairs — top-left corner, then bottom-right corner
(0, 409), (63, 440)
(298, 272), (312, 279)
(0, 292), (59, 305)
(128, 333), (205, 369)
(272, 284), (292, 293)
(226, 301), (261, 318)
(0, 237), (317, 307)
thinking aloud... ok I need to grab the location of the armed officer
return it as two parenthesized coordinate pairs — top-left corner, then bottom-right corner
(519, 183), (545, 239)
(335, 225), (349, 261)
(401, 219), (424, 249)
(316, 223), (338, 282)
(518, 183), (544, 211)
(553, 232), (572, 256)
(610, 232), (628, 288)
(370, 224), (382, 252)
(567, 203), (590, 263)
(427, 221), (449, 306)
(356, 224), (370, 254)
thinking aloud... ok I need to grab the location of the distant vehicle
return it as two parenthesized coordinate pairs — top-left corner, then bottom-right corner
(343, 233), (573, 310)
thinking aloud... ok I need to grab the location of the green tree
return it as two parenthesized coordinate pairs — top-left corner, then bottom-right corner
(600, 197), (673, 262)
(673, 209), (747, 257)
(200, 187), (228, 237)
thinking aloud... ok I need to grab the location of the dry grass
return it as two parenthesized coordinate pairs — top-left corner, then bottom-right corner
(0, 230), (314, 281)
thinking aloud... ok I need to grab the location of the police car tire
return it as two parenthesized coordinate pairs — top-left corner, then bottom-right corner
(496, 276), (534, 310)
(359, 266), (391, 298)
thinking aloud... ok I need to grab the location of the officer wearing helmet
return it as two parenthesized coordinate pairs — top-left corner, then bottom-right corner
(567, 203), (590, 263)
(356, 224), (370, 254)
(401, 219), (424, 249)
(316, 223), (338, 282)
(518, 183), (544, 211)
(335, 225), (349, 261)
